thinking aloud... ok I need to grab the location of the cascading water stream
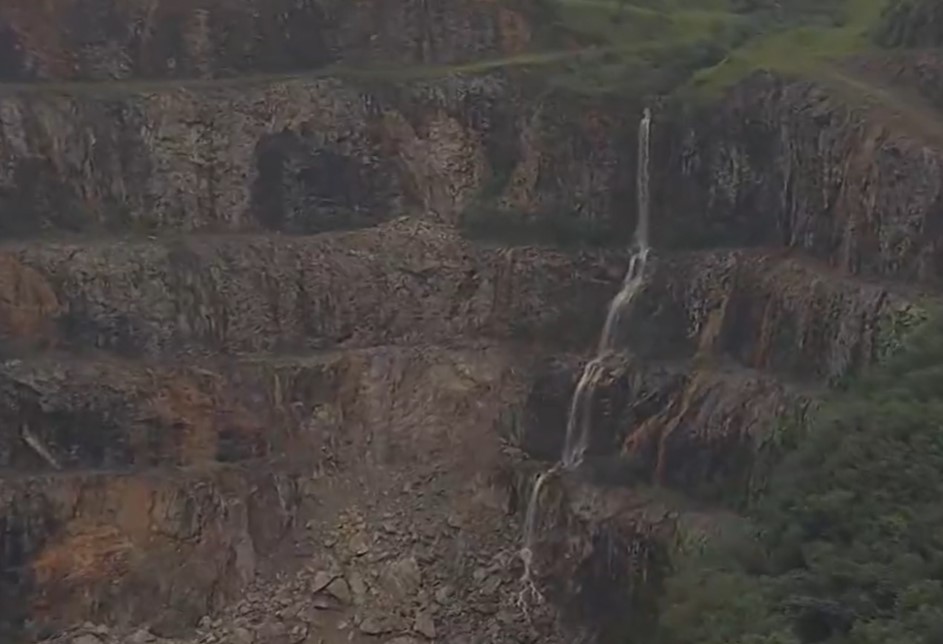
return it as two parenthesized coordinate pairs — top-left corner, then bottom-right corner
(562, 106), (652, 468)
(519, 108), (653, 603)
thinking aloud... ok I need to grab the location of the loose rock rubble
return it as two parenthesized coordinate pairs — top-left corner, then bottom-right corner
(38, 464), (569, 644)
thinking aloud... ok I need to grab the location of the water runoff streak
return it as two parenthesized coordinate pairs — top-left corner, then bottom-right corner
(563, 106), (652, 469)
(519, 108), (653, 603)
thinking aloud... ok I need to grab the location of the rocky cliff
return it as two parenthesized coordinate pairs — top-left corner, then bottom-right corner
(0, 74), (634, 237)
(0, 0), (540, 81)
(2, 1), (943, 643)
(875, 0), (943, 48)
(0, 2), (640, 640)
(657, 71), (943, 285)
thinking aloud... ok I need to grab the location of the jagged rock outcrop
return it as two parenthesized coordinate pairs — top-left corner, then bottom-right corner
(627, 250), (926, 382)
(0, 74), (635, 237)
(1, 465), (299, 635)
(5, 0), (943, 640)
(0, 0), (675, 638)
(522, 354), (815, 500)
(0, 202), (631, 633)
(519, 469), (675, 643)
(847, 49), (943, 112)
(875, 0), (943, 49)
(520, 246), (926, 500)
(0, 0), (640, 631)
(0, 76), (437, 234)
(0, 0), (539, 82)
(0, 339), (546, 636)
(2, 219), (616, 356)
(657, 72), (943, 285)
(0, 354), (275, 471)
(0, 341), (542, 473)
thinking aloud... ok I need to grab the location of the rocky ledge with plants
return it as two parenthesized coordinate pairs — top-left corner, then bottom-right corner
(0, 1), (941, 643)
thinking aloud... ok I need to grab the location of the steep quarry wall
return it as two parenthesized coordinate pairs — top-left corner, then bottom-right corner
(0, 0), (539, 81)
(0, 76), (634, 238)
(0, 2), (638, 639)
(656, 72), (943, 284)
(875, 0), (943, 48)
(5, 220), (617, 356)
(3, 0), (943, 642)
(0, 0), (634, 241)
(2, 466), (299, 634)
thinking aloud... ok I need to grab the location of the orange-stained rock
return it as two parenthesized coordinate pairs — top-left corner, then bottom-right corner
(0, 253), (59, 344)
(2, 466), (298, 630)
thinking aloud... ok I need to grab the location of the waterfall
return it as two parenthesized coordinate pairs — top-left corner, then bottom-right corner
(561, 106), (652, 469)
(519, 108), (654, 594)
(518, 467), (554, 583)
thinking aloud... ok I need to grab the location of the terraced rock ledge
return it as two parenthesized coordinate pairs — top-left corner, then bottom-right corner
(1, 1), (943, 643)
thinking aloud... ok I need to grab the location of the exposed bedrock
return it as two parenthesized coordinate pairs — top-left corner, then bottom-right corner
(846, 49), (943, 112)
(655, 70), (943, 285)
(521, 354), (815, 500)
(0, 75), (636, 238)
(0, 354), (276, 471)
(0, 339), (567, 634)
(875, 0), (943, 48)
(0, 342), (537, 473)
(518, 468), (675, 643)
(0, 219), (620, 356)
(519, 248), (928, 499)
(4, 4), (943, 638)
(0, 0), (539, 82)
(624, 250), (927, 383)
(0, 465), (300, 636)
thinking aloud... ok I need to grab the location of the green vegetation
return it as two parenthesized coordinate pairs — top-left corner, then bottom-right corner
(12, 0), (923, 105)
(20, 0), (917, 105)
(533, 0), (894, 98)
(651, 313), (943, 644)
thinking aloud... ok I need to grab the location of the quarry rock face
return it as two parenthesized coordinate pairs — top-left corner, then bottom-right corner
(656, 70), (943, 285)
(0, 0), (539, 81)
(519, 469), (674, 642)
(0, 2), (633, 242)
(8, 219), (616, 356)
(0, 73), (634, 239)
(0, 1), (942, 642)
(1, 466), (299, 632)
(875, 0), (943, 48)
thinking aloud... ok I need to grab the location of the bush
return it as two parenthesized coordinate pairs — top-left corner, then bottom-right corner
(654, 313), (943, 644)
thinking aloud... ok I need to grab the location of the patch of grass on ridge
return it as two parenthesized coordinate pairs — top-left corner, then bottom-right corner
(683, 0), (890, 98)
(530, 0), (893, 99)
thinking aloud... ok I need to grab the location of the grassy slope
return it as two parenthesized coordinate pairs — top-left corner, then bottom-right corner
(534, 0), (893, 99)
(686, 0), (889, 97)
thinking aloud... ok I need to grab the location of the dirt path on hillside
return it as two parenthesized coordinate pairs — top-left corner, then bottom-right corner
(815, 64), (943, 149)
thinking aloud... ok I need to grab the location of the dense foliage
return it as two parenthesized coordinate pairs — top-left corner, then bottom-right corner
(653, 314), (943, 644)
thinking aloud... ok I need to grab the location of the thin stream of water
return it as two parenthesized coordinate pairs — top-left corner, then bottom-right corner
(519, 107), (653, 596)
(563, 106), (652, 469)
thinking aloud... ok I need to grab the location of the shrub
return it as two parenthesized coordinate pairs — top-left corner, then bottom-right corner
(654, 313), (943, 644)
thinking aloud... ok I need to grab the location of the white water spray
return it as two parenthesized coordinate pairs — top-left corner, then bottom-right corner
(519, 108), (654, 603)
(562, 106), (652, 469)
(517, 467), (555, 610)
